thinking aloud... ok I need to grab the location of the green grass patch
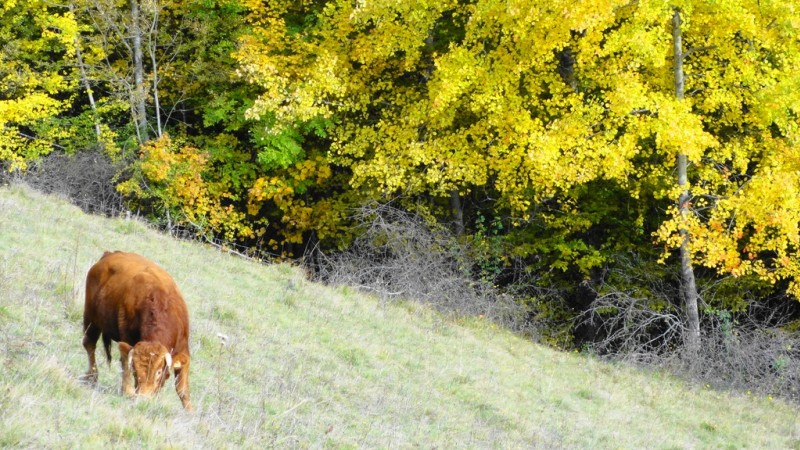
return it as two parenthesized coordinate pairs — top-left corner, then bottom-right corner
(1, 184), (800, 448)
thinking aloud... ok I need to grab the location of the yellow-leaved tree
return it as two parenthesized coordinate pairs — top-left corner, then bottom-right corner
(0, 0), (80, 170)
(603, 0), (800, 347)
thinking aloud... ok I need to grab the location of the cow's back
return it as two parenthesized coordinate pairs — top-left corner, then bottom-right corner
(84, 251), (189, 350)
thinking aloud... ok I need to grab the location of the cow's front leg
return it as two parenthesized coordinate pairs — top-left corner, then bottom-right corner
(118, 342), (135, 397)
(172, 353), (192, 411)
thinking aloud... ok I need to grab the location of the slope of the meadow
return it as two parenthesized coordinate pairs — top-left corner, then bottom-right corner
(1, 184), (799, 448)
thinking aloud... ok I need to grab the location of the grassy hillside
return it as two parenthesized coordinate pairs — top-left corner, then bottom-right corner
(1, 183), (799, 449)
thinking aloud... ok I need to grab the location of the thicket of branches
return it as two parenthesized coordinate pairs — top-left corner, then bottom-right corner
(579, 256), (800, 401)
(311, 202), (532, 334)
(689, 312), (800, 402)
(8, 150), (124, 216)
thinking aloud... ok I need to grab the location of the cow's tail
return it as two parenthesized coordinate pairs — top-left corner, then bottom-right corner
(102, 335), (112, 364)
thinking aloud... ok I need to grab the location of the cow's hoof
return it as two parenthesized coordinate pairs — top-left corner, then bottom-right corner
(79, 373), (98, 385)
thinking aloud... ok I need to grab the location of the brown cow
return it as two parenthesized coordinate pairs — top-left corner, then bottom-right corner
(82, 251), (192, 410)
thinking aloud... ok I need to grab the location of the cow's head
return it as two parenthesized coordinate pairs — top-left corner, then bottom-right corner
(119, 341), (172, 397)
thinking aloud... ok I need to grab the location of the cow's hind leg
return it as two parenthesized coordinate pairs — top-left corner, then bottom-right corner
(82, 323), (101, 384)
(173, 353), (192, 411)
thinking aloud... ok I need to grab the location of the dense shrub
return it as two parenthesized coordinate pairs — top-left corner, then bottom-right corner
(578, 256), (800, 402)
(310, 202), (533, 334)
(12, 150), (124, 216)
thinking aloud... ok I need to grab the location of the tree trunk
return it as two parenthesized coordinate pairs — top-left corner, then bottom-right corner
(131, 0), (149, 142)
(672, 9), (701, 352)
(449, 189), (465, 236)
(76, 45), (102, 141)
(70, 2), (102, 143)
(148, 2), (162, 138)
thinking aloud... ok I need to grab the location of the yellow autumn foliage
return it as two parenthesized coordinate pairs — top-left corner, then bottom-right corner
(119, 135), (256, 242)
(0, 1), (78, 171)
(232, 0), (800, 293)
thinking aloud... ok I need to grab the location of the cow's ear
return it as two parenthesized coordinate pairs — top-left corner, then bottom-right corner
(119, 341), (132, 355)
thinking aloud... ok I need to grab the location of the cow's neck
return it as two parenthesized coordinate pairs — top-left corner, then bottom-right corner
(139, 295), (175, 345)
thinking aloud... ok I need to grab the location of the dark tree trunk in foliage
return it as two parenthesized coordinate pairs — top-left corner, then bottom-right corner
(449, 189), (465, 236)
(556, 46), (577, 91)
